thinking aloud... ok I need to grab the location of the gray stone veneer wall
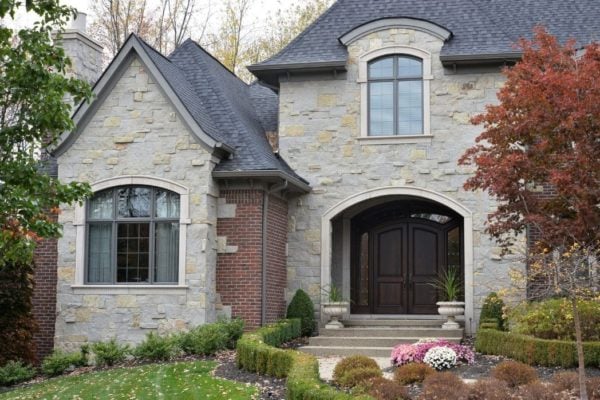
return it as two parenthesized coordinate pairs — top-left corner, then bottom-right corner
(55, 57), (219, 350)
(279, 28), (524, 326)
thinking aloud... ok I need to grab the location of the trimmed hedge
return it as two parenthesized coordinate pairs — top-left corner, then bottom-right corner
(236, 319), (300, 378)
(236, 319), (373, 399)
(287, 353), (371, 400)
(476, 329), (600, 367)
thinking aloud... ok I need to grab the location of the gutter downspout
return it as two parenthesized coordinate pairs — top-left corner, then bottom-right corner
(261, 180), (288, 325)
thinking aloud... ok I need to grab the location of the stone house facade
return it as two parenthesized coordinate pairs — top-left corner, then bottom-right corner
(32, 1), (599, 357)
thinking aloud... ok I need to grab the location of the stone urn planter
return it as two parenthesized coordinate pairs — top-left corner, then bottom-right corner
(322, 301), (349, 329)
(436, 301), (465, 329)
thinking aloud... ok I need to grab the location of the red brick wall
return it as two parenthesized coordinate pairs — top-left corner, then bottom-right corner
(32, 234), (58, 362)
(217, 190), (264, 329)
(265, 195), (288, 323)
(216, 189), (289, 329)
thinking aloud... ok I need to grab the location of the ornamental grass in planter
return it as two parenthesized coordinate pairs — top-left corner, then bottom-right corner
(429, 267), (465, 329)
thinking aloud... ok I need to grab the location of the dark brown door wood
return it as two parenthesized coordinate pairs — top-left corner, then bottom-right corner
(407, 223), (441, 314)
(372, 224), (407, 314)
(353, 221), (444, 314)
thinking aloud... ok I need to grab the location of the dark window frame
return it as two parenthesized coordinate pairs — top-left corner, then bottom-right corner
(367, 55), (424, 136)
(85, 185), (180, 285)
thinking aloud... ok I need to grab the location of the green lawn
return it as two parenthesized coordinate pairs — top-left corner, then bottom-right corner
(0, 361), (258, 400)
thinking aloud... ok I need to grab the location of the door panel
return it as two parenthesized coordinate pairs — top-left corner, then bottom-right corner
(373, 225), (406, 314)
(408, 224), (441, 314)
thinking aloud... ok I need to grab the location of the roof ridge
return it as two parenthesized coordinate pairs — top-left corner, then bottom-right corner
(133, 33), (174, 64)
(251, 0), (342, 67)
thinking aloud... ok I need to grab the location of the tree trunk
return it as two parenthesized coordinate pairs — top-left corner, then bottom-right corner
(572, 298), (588, 400)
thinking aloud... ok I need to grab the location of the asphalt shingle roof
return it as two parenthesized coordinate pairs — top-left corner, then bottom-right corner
(133, 36), (306, 185)
(252, 0), (600, 70)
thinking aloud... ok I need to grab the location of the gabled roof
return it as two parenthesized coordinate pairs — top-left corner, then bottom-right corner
(250, 0), (600, 84)
(54, 34), (309, 192)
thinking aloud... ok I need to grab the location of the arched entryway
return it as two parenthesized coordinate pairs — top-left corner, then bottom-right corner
(320, 187), (474, 333)
(350, 200), (462, 315)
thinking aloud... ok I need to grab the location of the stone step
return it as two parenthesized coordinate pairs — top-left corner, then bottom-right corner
(343, 319), (446, 327)
(300, 346), (397, 358)
(318, 327), (463, 338)
(309, 336), (462, 348)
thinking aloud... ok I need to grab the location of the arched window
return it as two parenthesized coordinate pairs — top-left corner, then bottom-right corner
(86, 186), (180, 284)
(368, 55), (423, 136)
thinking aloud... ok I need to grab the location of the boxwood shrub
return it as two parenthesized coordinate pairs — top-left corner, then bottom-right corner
(476, 329), (600, 367)
(286, 289), (315, 337)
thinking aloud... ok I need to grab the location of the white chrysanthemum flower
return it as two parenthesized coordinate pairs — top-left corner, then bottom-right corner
(423, 346), (457, 370)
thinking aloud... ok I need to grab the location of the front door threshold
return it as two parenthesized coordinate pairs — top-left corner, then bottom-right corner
(348, 314), (445, 320)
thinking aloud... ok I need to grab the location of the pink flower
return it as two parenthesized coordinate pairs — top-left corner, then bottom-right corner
(390, 344), (417, 366)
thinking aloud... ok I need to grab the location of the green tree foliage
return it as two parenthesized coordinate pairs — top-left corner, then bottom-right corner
(286, 289), (315, 336)
(0, 0), (92, 267)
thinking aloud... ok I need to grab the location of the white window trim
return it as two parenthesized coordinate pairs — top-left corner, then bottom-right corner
(72, 175), (191, 289)
(357, 46), (433, 144)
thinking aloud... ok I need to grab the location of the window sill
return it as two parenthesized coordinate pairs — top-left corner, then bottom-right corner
(357, 135), (433, 145)
(70, 285), (188, 295)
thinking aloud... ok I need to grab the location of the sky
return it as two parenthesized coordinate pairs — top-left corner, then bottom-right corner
(61, 0), (294, 32)
(6, 0), (299, 38)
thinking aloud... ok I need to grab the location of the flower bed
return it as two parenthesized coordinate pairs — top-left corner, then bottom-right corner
(391, 339), (475, 369)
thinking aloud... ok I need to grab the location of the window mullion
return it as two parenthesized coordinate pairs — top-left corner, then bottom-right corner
(150, 188), (155, 285)
(150, 221), (155, 284)
(393, 56), (398, 136)
(112, 220), (117, 285)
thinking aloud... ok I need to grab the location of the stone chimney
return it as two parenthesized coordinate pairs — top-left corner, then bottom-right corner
(58, 11), (103, 85)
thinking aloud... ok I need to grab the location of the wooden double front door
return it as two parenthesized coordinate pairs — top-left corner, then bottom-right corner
(350, 202), (462, 315)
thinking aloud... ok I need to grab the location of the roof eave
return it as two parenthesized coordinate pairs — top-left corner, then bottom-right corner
(248, 61), (347, 87)
(440, 52), (522, 66)
(212, 170), (311, 193)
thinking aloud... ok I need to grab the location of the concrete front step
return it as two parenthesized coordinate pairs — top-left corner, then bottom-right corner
(318, 327), (463, 338)
(309, 336), (461, 348)
(344, 319), (445, 327)
(301, 346), (398, 358)
(300, 319), (465, 358)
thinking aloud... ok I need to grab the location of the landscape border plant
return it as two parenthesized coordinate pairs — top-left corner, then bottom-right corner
(476, 329), (600, 367)
(41, 348), (88, 376)
(0, 361), (36, 386)
(286, 289), (316, 337)
(491, 360), (538, 388)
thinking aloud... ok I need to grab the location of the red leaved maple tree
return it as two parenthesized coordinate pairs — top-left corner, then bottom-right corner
(460, 27), (600, 400)
(459, 27), (600, 251)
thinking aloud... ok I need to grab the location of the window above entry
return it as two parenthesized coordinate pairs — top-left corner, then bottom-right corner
(368, 55), (424, 137)
(358, 46), (433, 144)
